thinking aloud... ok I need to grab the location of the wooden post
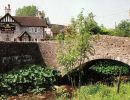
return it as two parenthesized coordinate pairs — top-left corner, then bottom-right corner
(117, 66), (122, 94)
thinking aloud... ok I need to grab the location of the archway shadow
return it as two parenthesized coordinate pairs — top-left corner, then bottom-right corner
(57, 59), (130, 86)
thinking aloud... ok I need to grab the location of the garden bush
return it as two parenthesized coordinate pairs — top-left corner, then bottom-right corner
(0, 65), (60, 96)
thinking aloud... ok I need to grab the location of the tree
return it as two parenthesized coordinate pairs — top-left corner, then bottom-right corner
(115, 20), (130, 37)
(57, 11), (95, 88)
(15, 5), (38, 16)
(85, 12), (101, 34)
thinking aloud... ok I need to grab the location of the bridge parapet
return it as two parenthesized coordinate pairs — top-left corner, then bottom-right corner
(0, 35), (130, 73)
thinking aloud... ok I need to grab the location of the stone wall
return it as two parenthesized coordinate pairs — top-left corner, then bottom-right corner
(0, 42), (45, 73)
(89, 35), (130, 65)
(1, 35), (130, 73)
(38, 35), (130, 73)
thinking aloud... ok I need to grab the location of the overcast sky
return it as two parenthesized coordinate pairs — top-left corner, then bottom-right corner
(0, 0), (130, 28)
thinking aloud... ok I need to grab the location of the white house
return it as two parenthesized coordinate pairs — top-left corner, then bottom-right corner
(0, 4), (47, 42)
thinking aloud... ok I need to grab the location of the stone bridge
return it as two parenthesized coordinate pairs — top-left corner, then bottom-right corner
(0, 35), (130, 73)
(41, 35), (130, 73)
(84, 35), (130, 66)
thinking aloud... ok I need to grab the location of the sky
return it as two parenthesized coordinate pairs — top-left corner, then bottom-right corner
(0, 0), (130, 28)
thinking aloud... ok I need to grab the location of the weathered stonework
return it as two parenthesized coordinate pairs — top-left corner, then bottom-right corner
(0, 42), (45, 72)
(40, 35), (130, 72)
(0, 35), (130, 73)
(89, 35), (130, 66)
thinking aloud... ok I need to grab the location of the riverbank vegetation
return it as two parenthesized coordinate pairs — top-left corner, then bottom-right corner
(0, 65), (60, 99)
(56, 83), (130, 100)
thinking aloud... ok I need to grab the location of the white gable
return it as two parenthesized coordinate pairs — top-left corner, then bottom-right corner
(0, 14), (15, 23)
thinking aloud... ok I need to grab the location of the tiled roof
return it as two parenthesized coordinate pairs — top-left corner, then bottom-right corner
(13, 16), (47, 27)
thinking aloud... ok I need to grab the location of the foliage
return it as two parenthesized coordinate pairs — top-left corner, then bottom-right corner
(15, 5), (45, 17)
(90, 60), (130, 75)
(0, 65), (60, 96)
(98, 20), (130, 37)
(57, 10), (94, 74)
(114, 20), (130, 37)
(100, 25), (114, 35)
(72, 83), (130, 100)
(84, 12), (101, 34)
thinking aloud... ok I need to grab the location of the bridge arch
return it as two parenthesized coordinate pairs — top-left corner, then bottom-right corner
(71, 56), (130, 74)
(65, 57), (130, 74)
(59, 58), (130, 85)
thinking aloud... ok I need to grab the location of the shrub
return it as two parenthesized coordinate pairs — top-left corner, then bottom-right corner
(0, 65), (60, 96)
(90, 60), (130, 76)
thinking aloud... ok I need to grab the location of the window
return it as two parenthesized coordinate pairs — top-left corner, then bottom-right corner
(35, 27), (37, 32)
(32, 28), (33, 32)
(29, 27), (39, 33)
(14, 38), (16, 41)
(22, 34), (29, 41)
(6, 37), (10, 41)
(29, 27), (32, 32)
(35, 39), (37, 41)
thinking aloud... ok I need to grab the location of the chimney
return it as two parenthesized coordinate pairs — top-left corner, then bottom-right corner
(5, 4), (11, 14)
(5, 6), (8, 14)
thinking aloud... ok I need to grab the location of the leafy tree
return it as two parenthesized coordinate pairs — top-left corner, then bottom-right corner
(85, 12), (101, 34)
(57, 11), (94, 88)
(15, 5), (38, 16)
(115, 20), (130, 37)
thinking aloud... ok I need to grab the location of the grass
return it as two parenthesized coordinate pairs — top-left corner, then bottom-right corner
(76, 83), (130, 100)
(56, 82), (130, 100)
(5, 82), (130, 100)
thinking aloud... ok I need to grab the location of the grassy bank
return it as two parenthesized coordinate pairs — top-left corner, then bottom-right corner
(5, 82), (130, 100)
(56, 83), (130, 100)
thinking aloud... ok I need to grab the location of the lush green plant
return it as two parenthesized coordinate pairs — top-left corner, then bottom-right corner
(0, 65), (60, 96)
(114, 20), (130, 37)
(100, 25), (115, 35)
(90, 60), (130, 75)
